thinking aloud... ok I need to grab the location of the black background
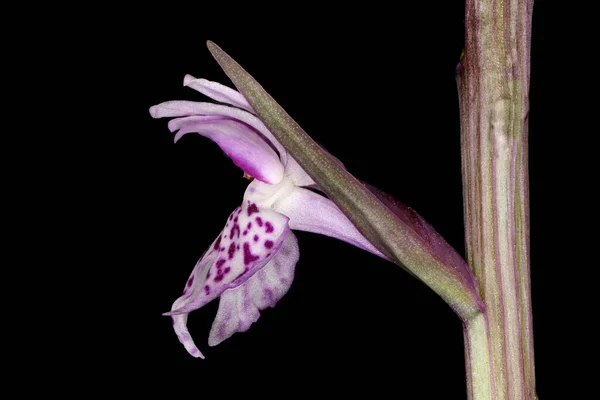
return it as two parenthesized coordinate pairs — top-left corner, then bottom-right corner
(42, 1), (583, 398)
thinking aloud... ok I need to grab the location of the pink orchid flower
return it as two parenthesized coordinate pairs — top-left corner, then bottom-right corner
(150, 75), (386, 358)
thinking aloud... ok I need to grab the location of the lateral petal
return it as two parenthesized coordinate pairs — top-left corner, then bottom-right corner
(273, 186), (388, 259)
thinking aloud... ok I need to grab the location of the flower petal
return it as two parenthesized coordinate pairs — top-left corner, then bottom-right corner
(165, 201), (292, 357)
(172, 314), (205, 359)
(168, 116), (284, 184)
(272, 186), (389, 259)
(170, 247), (219, 359)
(208, 232), (299, 346)
(183, 75), (254, 113)
(166, 206), (290, 317)
(150, 101), (286, 159)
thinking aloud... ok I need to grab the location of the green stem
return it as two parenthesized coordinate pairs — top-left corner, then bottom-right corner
(464, 313), (494, 399)
(458, 0), (536, 398)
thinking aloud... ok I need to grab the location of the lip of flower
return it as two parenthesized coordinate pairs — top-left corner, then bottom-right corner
(150, 75), (388, 358)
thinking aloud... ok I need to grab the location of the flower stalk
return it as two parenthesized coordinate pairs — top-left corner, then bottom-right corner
(457, 0), (536, 399)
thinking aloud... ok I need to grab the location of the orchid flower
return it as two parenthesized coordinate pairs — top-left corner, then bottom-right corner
(150, 75), (387, 358)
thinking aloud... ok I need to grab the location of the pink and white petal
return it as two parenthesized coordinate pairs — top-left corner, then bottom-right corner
(183, 75), (254, 113)
(166, 203), (291, 317)
(168, 116), (284, 184)
(149, 101), (286, 158)
(273, 187), (389, 260)
(170, 245), (220, 315)
(168, 245), (220, 358)
(208, 232), (299, 346)
(171, 314), (205, 358)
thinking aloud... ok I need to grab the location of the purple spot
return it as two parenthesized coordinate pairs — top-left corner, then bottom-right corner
(214, 274), (224, 282)
(229, 214), (233, 221)
(204, 285), (211, 294)
(237, 245), (240, 250)
(243, 242), (260, 265)
(265, 222), (274, 233)
(216, 259), (226, 269)
(206, 272), (211, 279)
(243, 230), (248, 236)
(253, 234), (259, 242)
(264, 240), (274, 249)
(224, 267), (231, 274)
(230, 223), (240, 239)
(247, 222), (252, 229)
(213, 235), (222, 250)
(186, 276), (194, 287)
(263, 288), (274, 301)
(266, 252), (271, 257)
(247, 203), (259, 216)
(234, 216), (238, 223)
(228, 243), (236, 259)
(220, 247), (225, 252)
(255, 217), (263, 227)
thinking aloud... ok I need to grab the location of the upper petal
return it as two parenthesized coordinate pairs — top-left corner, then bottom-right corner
(183, 75), (254, 113)
(168, 116), (284, 184)
(208, 232), (299, 346)
(150, 99), (317, 185)
(150, 101), (286, 159)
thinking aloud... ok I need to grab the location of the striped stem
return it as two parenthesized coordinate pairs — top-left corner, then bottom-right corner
(458, 0), (536, 399)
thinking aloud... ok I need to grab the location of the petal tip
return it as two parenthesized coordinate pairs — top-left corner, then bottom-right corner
(173, 131), (184, 143)
(190, 348), (205, 359)
(162, 309), (183, 316)
(207, 335), (222, 348)
(183, 74), (196, 86)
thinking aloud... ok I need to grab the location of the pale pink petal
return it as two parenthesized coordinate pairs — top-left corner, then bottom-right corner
(272, 186), (388, 259)
(172, 313), (205, 359)
(168, 116), (284, 184)
(169, 243), (220, 359)
(208, 232), (299, 346)
(150, 101), (286, 158)
(183, 75), (254, 113)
